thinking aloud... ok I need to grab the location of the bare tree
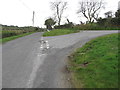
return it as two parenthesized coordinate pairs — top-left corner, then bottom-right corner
(51, 1), (67, 26)
(77, 0), (105, 23)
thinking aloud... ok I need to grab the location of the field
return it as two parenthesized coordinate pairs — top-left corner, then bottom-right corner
(68, 33), (119, 88)
(0, 25), (45, 43)
(0, 30), (35, 43)
(2, 30), (27, 38)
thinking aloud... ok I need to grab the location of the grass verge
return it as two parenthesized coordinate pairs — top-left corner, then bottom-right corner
(68, 33), (119, 88)
(43, 29), (79, 37)
(0, 32), (35, 43)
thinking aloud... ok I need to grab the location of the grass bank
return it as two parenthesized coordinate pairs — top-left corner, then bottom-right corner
(43, 29), (79, 37)
(68, 33), (119, 88)
(0, 32), (35, 43)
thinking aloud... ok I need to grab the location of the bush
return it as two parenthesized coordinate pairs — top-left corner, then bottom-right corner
(97, 14), (120, 28)
(97, 18), (107, 26)
(54, 22), (74, 29)
(111, 17), (120, 26)
(73, 22), (120, 30)
(73, 23), (103, 30)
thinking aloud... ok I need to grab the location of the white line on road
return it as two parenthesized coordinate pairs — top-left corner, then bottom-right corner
(26, 53), (46, 88)
(27, 38), (50, 88)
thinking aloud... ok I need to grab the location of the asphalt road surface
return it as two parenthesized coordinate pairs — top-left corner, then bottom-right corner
(2, 30), (118, 88)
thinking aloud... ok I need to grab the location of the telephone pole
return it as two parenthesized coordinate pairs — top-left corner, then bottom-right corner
(32, 11), (35, 26)
(118, 1), (120, 10)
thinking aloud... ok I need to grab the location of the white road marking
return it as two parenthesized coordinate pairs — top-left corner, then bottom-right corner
(39, 39), (50, 50)
(47, 47), (49, 49)
(27, 53), (46, 88)
(46, 44), (49, 46)
(37, 54), (46, 56)
(40, 46), (43, 49)
(45, 40), (48, 43)
(27, 40), (50, 88)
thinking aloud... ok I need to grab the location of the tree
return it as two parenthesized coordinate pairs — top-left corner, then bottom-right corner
(115, 9), (120, 18)
(50, 1), (67, 26)
(114, 9), (120, 25)
(104, 11), (113, 18)
(44, 18), (56, 30)
(77, 0), (105, 23)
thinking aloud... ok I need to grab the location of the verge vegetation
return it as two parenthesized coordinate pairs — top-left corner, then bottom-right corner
(68, 33), (119, 88)
(43, 29), (79, 37)
(0, 32), (35, 43)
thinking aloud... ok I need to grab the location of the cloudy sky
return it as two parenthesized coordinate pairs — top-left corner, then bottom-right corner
(0, 0), (120, 27)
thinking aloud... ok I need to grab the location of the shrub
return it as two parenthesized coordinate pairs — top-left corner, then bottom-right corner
(54, 22), (74, 29)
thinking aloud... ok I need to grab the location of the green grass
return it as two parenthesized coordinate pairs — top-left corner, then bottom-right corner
(0, 32), (35, 43)
(43, 29), (79, 37)
(68, 33), (119, 88)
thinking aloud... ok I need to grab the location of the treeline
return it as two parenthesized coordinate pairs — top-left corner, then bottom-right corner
(2, 25), (44, 32)
(54, 9), (120, 30)
(97, 9), (120, 28)
(1, 24), (45, 38)
(44, 0), (120, 31)
(44, 0), (120, 30)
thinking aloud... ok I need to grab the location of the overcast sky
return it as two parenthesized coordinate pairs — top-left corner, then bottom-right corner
(0, 0), (120, 27)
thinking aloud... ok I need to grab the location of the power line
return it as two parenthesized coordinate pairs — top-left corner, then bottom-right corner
(18, 0), (37, 26)
(18, 0), (33, 12)
(17, 0), (43, 27)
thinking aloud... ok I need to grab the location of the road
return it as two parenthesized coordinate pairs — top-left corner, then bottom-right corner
(2, 30), (118, 88)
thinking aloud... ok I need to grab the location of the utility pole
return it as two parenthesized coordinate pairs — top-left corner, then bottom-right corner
(32, 11), (35, 26)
